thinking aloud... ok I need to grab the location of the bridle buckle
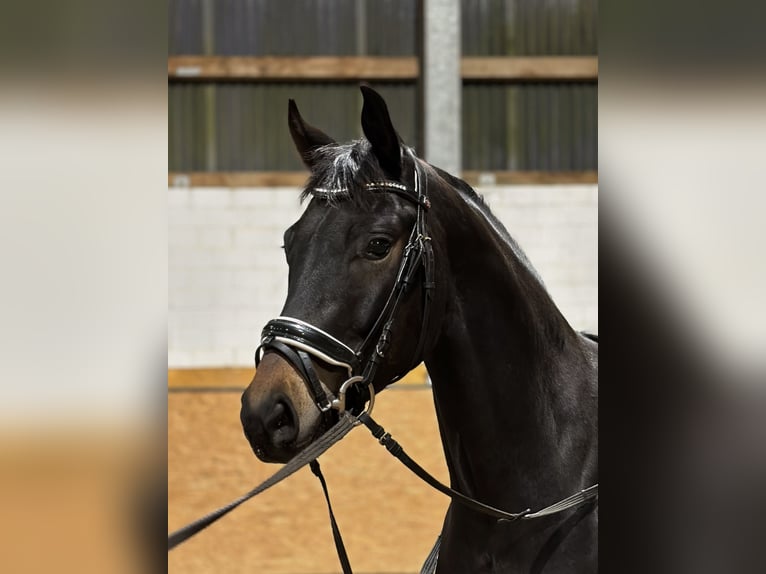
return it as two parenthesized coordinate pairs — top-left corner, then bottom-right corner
(316, 397), (336, 413)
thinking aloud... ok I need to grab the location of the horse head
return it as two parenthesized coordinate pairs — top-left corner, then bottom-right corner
(240, 86), (437, 463)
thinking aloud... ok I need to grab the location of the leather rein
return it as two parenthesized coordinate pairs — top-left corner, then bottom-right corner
(168, 157), (599, 573)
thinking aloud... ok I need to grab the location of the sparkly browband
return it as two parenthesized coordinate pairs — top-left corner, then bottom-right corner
(312, 181), (429, 209)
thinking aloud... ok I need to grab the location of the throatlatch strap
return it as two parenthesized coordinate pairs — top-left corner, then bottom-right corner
(168, 413), (358, 551)
(310, 460), (353, 574)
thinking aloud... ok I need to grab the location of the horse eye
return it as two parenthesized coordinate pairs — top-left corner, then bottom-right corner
(365, 237), (391, 260)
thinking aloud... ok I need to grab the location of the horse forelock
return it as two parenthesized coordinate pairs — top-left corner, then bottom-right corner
(301, 140), (419, 208)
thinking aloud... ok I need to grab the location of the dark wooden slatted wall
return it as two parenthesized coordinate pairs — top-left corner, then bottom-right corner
(168, 0), (417, 56)
(461, 0), (597, 56)
(461, 0), (597, 171)
(169, 82), (417, 172)
(168, 0), (597, 176)
(168, 0), (418, 173)
(462, 82), (597, 171)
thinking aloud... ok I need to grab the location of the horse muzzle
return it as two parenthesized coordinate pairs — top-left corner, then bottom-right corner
(240, 390), (299, 463)
(240, 353), (324, 463)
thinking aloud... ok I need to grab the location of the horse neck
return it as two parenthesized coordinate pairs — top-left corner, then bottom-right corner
(424, 183), (594, 509)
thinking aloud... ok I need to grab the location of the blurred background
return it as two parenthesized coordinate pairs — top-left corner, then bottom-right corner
(168, 0), (596, 174)
(167, 1), (597, 573)
(1, 0), (764, 572)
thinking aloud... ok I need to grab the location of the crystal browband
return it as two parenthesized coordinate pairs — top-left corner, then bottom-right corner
(312, 181), (428, 209)
(313, 181), (410, 195)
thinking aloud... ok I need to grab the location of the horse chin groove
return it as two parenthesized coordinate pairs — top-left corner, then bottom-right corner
(249, 441), (297, 464)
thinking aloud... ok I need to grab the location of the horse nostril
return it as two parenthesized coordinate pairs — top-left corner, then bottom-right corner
(271, 401), (288, 428)
(241, 392), (299, 462)
(265, 399), (298, 445)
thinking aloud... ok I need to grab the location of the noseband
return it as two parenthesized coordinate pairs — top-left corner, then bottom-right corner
(255, 157), (434, 417)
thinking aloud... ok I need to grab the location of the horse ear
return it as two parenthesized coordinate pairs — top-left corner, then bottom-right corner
(288, 99), (336, 170)
(360, 85), (402, 179)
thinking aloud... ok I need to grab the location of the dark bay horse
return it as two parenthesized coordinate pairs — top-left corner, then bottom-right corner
(240, 86), (598, 572)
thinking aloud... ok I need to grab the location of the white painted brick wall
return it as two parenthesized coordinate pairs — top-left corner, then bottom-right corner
(479, 185), (598, 335)
(168, 185), (598, 367)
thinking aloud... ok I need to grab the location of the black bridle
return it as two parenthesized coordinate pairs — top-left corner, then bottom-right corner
(255, 155), (434, 418)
